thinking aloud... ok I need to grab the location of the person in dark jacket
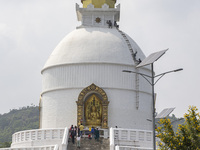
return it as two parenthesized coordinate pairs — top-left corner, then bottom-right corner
(71, 128), (75, 144)
(95, 128), (99, 141)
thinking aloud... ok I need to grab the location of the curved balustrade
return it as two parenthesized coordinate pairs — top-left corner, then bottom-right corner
(110, 128), (153, 150)
(115, 146), (153, 150)
(0, 145), (57, 150)
(12, 129), (65, 144)
(114, 128), (152, 142)
(61, 128), (69, 150)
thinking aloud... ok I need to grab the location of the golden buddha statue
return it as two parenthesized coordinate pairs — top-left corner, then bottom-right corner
(85, 95), (102, 126)
(89, 105), (100, 120)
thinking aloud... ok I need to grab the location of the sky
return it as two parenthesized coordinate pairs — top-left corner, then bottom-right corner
(0, 0), (200, 118)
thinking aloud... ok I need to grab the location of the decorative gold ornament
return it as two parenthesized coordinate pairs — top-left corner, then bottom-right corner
(81, 0), (116, 8)
(76, 83), (109, 129)
(85, 94), (102, 126)
(95, 17), (101, 23)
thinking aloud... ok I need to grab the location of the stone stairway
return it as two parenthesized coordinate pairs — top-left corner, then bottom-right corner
(67, 137), (110, 150)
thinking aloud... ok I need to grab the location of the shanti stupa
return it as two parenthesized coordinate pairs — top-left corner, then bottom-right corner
(1, 0), (154, 150)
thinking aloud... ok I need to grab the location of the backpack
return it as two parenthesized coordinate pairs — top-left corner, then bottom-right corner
(71, 129), (75, 136)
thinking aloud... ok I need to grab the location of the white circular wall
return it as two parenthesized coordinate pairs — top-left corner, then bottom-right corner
(40, 27), (152, 130)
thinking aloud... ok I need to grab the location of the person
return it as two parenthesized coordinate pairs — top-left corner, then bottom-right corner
(108, 20), (112, 28)
(74, 126), (77, 138)
(70, 125), (73, 132)
(95, 128), (100, 141)
(69, 125), (73, 138)
(91, 127), (95, 139)
(77, 126), (80, 138)
(71, 128), (75, 144)
(79, 123), (84, 137)
(114, 21), (119, 28)
(88, 126), (92, 139)
(70, 125), (73, 130)
(133, 51), (137, 58)
(106, 20), (112, 28)
(76, 134), (81, 149)
(138, 58), (142, 64)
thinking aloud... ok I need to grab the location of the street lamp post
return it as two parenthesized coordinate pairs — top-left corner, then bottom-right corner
(151, 63), (156, 150)
(123, 49), (183, 150)
(123, 67), (183, 150)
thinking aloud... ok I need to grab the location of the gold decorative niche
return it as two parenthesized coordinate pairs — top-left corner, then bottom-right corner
(76, 83), (109, 129)
(85, 94), (102, 126)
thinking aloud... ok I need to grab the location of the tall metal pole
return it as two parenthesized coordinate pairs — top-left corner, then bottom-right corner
(151, 64), (156, 150)
(123, 49), (183, 150)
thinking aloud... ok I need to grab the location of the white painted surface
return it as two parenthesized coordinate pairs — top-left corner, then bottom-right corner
(42, 64), (150, 93)
(40, 64), (152, 129)
(41, 26), (152, 130)
(41, 87), (152, 130)
(0, 145), (57, 150)
(115, 146), (153, 150)
(42, 28), (145, 71)
(11, 128), (65, 148)
(76, 3), (120, 28)
(110, 128), (153, 150)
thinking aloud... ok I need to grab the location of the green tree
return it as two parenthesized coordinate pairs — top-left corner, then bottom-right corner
(156, 106), (200, 150)
(0, 142), (11, 148)
(0, 106), (39, 143)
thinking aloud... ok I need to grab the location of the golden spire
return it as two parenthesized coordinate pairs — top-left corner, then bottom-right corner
(81, 0), (116, 8)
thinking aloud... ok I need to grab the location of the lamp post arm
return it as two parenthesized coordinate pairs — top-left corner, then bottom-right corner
(154, 74), (165, 85)
(154, 68), (183, 85)
(140, 74), (153, 86)
(122, 70), (152, 78)
(155, 70), (175, 78)
(122, 70), (153, 85)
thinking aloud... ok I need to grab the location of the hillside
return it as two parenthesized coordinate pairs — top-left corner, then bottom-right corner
(0, 106), (39, 145)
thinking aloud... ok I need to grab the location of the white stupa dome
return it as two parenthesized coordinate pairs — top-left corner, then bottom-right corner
(43, 28), (145, 70)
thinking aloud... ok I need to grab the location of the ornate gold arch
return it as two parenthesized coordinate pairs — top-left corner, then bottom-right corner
(76, 83), (109, 128)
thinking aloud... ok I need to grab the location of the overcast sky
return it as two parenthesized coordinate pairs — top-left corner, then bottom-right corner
(0, 0), (200, 118)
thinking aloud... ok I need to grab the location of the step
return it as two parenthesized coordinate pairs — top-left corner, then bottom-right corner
(67, 137), (110, 150)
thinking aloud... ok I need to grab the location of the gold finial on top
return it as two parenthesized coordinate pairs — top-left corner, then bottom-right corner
(81, 0), (116, 8)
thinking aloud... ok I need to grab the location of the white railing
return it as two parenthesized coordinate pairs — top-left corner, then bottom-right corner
(12, 129), (65, 144)
(0, 145), (57, 150)
(61, 127), (69, 150)
(115, 146), (153, 150)
(110, 128), (153, 150)
(1, 128), (69, 150)
(54, 145), (59, 150)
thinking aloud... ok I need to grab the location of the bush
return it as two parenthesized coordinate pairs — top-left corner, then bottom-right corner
(156, 106), (200, 150)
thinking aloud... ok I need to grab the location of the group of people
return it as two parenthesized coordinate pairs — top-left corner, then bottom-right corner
(106, 20), (119, 28)
(88, 126), (100, 141)
(69, 124), (100, 149)
(69, 124), (84, 149)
